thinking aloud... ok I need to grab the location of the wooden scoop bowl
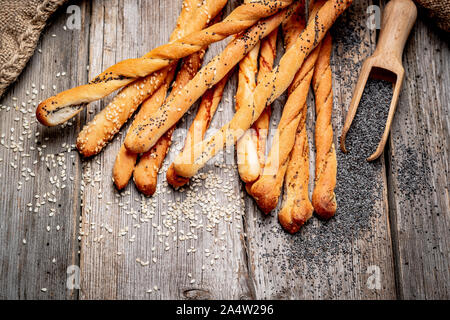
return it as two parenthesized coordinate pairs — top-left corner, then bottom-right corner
(340, 0), (417, 161)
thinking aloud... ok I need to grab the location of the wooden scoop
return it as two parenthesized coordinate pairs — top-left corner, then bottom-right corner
(340, 0), (417, 161)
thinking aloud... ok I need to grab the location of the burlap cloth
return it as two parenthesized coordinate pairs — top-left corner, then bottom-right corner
(0, 0), (448, 99)
(0, 0), (66, 98)
(416, 0), (450, 32)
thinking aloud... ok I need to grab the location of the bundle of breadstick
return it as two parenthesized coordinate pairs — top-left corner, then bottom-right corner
(33, 0), (350, 234)
(170, 0), (349, 233)
(113, 0), (293, 194)
(173, 0), (351, 177)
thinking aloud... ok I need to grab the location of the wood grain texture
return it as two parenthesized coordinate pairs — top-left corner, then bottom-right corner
(0, 0), (90, 299)
(385, 12), (450, 299)
(0, 0), (448, 300)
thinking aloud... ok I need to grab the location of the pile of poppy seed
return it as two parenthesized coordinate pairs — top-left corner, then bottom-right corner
(254, 6), (395, 286)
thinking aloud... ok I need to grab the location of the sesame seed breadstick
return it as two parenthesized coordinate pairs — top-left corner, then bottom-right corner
(112, 74), (174, 190)
(244, 28), (278, 192)
(75, 0), (217, 158)
(76, 67), (172, 158)
(173, 0), (352, 180)
(133, 50), (206, 196)
(113, 144), (139, 191)
(236, 42), (261, 183)
(311, 32), (337, 219)
(36, 0), (292, 127)
(251, 1), (321, 214)
(124, 4), (296, 154)
(166, 70), (232, 188)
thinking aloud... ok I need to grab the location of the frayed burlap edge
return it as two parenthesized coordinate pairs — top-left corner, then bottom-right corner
(415, 0), (450, 32)
(0, 0), (67, 98)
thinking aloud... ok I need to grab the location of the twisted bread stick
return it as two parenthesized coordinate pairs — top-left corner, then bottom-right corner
(251, 2), (321, 214)
(36, 0), (292, 126)
(236, 42), (261, 183)
(173, 0), (352, 179)
(112, 75), (173, 190)
(166, 71), (231, 188)
(278, 0), (330, 230)
(311, 32), (337, 219)
(278, 119), (313, 233)
(76, 0), (217, 158)
(124, 5), (296, 154)
(244, 29), (278, 194)
(133, 50), (205, 196)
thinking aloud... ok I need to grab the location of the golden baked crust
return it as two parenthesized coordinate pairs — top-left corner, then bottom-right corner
(311, 32), (337, 219)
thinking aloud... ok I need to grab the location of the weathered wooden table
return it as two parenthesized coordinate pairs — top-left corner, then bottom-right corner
(0, 0), (448, 300)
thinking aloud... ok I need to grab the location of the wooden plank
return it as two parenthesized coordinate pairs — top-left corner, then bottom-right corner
(78, 0), (252, 299)
(243, 0), (397, 299)
(386, 13), (450, 299)
(0, 0), (90, 299)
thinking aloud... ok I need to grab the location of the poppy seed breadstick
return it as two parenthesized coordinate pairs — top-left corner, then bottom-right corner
(124, 5), (296, 154)
(278, 117), (313, 233)
(311, 32), (337, 219)
(251, 1), (321, 214)
(166, 71), (231, 188)
(173, 0), (352, 180)
(36, 0), (292, 126)
(277, 0), (318, 231)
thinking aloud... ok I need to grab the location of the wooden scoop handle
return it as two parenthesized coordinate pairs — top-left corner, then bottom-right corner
(373, 0), (417, 62)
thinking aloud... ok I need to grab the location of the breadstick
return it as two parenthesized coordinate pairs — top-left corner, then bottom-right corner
(133, 50), (205, 196)
(76, 67), (173, 158)
(244, 28), (278, 193)
(251, 1), (321, 214)
(252, 0), (328, 214)
(276, 0), (315, 230)
(173, 0), (352, 180)
(124, 5), (296, 154)
(76, 0), (216, 158)
(166, 71), (231, 188)
(236, 42), (261, 183)
(112, 75), (173, 190)
(311, 32), (337, 219)
(278, 119), (313, 233)
(113, 144), (139, 191)
(36, 0), (292, 126)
